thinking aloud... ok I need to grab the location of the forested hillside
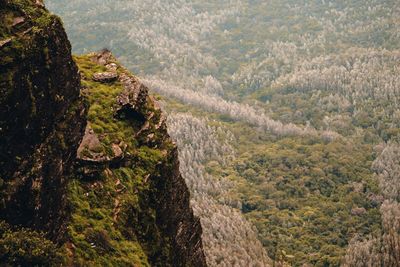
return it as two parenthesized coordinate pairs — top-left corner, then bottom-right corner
(47, 0), (400, 266)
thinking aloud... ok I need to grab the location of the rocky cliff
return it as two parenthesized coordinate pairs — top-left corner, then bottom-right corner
(0, 0), (87, 241)
(0, 1), (206, 266)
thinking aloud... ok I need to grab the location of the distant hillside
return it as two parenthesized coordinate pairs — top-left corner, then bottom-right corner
(46, 0), (400, 266)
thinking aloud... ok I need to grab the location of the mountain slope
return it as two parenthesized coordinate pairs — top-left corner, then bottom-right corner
(0, 1), (206, 266)
(44, 0), (399, 266)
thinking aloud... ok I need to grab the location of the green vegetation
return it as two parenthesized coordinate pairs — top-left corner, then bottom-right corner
(0, 221), (63, 266)
(66, 171), (150, 266)
(0, 0), (61, 104)
(47, 0), (399, 265)
(0, 0), (55, 36)
(65, 56), (173, 266)
(1, 1), (194, 265)
(230, 134), (381, 266)
(76, 56), (137, 152)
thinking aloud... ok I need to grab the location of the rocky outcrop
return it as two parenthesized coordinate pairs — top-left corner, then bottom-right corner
(0, 1), (206, 266)
(92, 72), (119, 83)
(0, 0), (87, 240)
(74, 51), (207, 266)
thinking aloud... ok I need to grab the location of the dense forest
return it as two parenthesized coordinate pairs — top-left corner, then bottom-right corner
(47, 0), (400, 266)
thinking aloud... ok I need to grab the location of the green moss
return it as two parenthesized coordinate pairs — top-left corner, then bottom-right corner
(137, 146), (164, 171)
(75, 55), (140, 156)
(8, 0), (51, 23)
(0, 221), (64, 266)
(1, 2), (175, 265)
(65, 55), (174, 266)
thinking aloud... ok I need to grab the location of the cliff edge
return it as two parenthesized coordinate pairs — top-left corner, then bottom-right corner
(0, 1), (206, 266)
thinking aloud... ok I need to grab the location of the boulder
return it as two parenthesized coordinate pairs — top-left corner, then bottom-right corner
(77, 125), (107, 162)
(77, 126), (126, 170)
(12, 17), (25, 27)
(92, 72), (118, 83)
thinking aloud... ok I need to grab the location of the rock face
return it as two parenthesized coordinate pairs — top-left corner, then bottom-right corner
(72, 51), (207, 266)
(0, 1), (206, 266)
(152, 146), (206, 266)
(0, 0), (87, 240)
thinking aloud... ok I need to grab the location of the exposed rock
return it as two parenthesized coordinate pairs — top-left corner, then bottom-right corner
(77, 126), (102, 155)
(0, 2), (207, 265)
(0, 1), (87, 240)
(84, 50), (207, 266)
(76, 125), (106, 162)
(118, 141), (128, 151)
(76, 126), (125, 176)
(150, 146), (207, 266)
(105, 63), (118, 72)
(12, 17), (25, 27)
(92, 72), (118, 83)
(0, 38), (12, 48)
(116, 73), (148, 112)
(114, 71), (168, 147)
(89, 51), (148, 120)
(90, 49), (113, 65)
(21, 27), (33, 36)
(112, 143), (123, 159)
